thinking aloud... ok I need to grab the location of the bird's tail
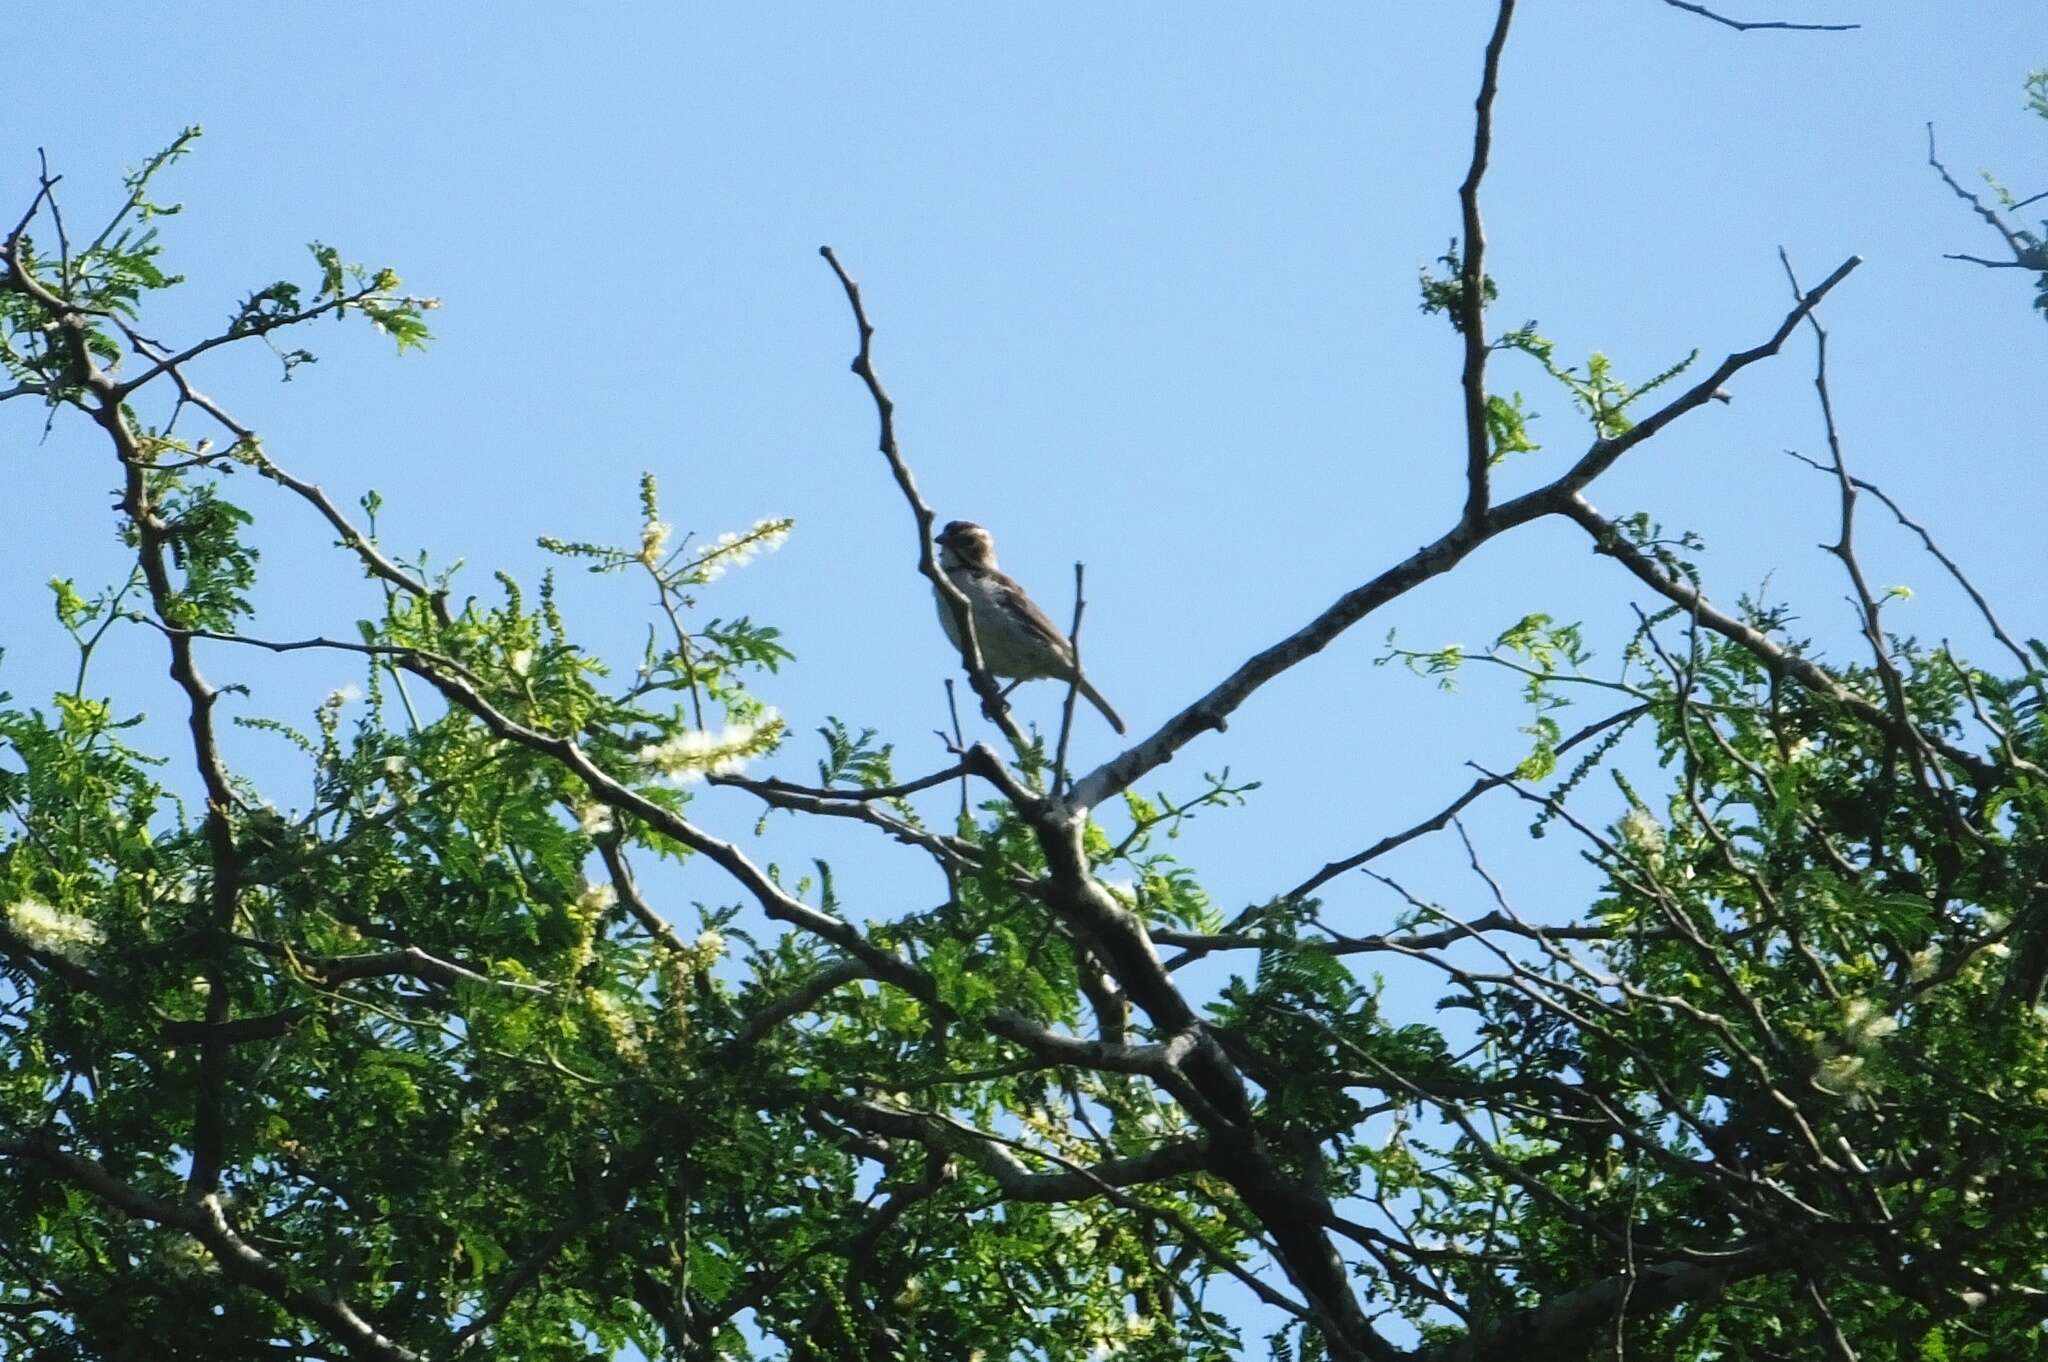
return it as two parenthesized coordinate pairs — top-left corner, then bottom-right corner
(1076, 675), (1126, 735)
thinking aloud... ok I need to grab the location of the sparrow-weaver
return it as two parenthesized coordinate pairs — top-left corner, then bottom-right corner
(933, 520), (1125, 734)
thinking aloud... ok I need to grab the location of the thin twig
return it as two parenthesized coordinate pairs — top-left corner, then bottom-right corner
(1053, 561), (1088, 797)
(1927, 124), (2030, 261)
(1660, 0), (1859, 31)
(1283, 705), (1646, 903)
(1780, 450), (2033, 676)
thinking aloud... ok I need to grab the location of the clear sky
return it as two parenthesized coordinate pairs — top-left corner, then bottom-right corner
(4, 0), (2044, 1339)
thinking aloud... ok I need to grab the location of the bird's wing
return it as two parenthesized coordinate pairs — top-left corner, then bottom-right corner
(991, 570), (1074, 660)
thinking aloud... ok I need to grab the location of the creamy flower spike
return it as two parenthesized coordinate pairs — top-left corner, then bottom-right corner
(634, 710), (782, 783)
(7, 899), (106, 964)
(1839, 996), (1900, 1049)
(1619, 807), (1665, 854)
(640, 518), (673, 565)
(691, 518), (792, 584)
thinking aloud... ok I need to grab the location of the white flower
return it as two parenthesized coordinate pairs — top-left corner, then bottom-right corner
(575, 881), (618, 916)
(688, 518), (792, 584)
(1817, 1051), (1870, 1094)
(7, 899), (106, 964)
(508, 649), (534, 677)
(694, 929), (726, 961)
(640, 518), (673, 565)
(1619, 807), (1665, 855)
(587, 989), (644, 1061)
(1839, 996), (1900, 1051)
(634, 710), (781, 783)
(578, 804), (615, 837)
(324, 684), (363, 707)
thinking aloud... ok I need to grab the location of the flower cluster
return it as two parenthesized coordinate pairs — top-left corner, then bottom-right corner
(1619, 806), (1665, 855)
(6, 899), (106, 964)
(635, 710), (782, 783)
(684, 518), (792, 585)
(585, 987), (645, 1063)
(639, 517), (672, 567)
(1813, 995), (1902, 1099)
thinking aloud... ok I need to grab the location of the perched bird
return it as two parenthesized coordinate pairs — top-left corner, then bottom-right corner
(933, 520), (1126, 734)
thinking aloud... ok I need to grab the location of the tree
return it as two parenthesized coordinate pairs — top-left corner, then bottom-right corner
(2, 6), (2045, 1360)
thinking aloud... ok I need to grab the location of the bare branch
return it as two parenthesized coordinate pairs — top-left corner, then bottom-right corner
(1053, 561), (1089, 796)
(817, 246), (1031, 757)
(1066, 257), (1861, 812)
(1783, 446), (2033, 677)
(1283, 705), (1646, 903)
(713, 762), (969, 803)
(717, 771), (985, 869)
(1457, 0), (1517, 527)
(1928, 123), (2032, 262)
(1659, 0), (1859, 31)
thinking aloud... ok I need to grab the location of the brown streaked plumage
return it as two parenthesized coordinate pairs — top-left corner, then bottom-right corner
(933, 520), (1126, 734)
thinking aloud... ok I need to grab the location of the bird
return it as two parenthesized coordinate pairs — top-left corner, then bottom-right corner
(932, 519), (1126, 734)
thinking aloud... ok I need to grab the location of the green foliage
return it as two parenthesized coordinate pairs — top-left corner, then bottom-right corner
(1416, 243), (1496, 334)
(1495, 320), (1699, 440)
(9, 112), (2048, 1362)
(1423, 251), (1698, 447)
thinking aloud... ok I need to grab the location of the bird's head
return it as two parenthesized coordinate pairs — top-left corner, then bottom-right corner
(936, 520), (997, 571)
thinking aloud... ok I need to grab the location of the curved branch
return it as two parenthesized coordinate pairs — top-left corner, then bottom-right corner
(818, 246), (1031, 757)
(1660, 1), (1859, 31)
(1065, 257), (1861, 812)
(0, 1135), (421, 1362)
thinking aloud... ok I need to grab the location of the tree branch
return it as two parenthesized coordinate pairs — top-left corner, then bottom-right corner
(1065, 257), (1861, 812)
(1457, 0), (1516, 527)
(818, 246), (1031, 757)
(0, 1135), (422, 1362)
(1659, 0), (1859, 31)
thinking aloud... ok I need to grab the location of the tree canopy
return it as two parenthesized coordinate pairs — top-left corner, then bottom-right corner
(4, 6), (2048, 1360)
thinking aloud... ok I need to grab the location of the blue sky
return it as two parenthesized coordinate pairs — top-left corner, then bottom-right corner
(4, 0), (2044, 1339)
